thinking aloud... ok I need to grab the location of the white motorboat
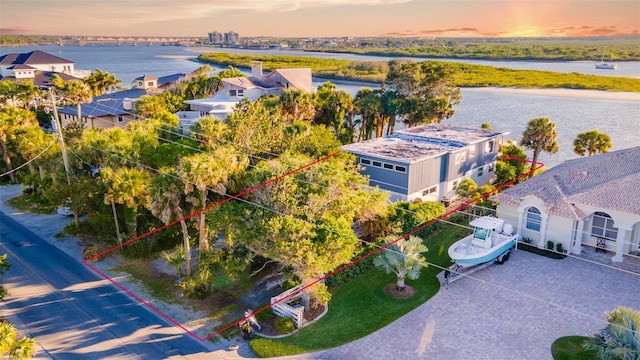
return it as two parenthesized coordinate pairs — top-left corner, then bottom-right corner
(447, 216), (518, 268)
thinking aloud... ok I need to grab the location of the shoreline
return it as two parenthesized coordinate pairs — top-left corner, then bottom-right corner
(159, 54), (640, 101)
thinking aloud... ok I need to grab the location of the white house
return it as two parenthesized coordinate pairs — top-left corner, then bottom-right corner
(0, 50), (90, 88)
(183, 62), (313, 119)
(491, 146), (640, 263)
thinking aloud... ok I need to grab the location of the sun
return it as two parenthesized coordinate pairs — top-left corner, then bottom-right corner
(501, 27), (544, 37)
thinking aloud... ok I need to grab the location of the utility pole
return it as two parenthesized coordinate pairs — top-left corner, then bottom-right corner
(49, 88), (71, 185)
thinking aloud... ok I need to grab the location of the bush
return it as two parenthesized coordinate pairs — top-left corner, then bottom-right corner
(274, 316), (296, 334)
(325, 244), (377, 288)
(555, 242), (565, 254)
(546, 240), (555, 250)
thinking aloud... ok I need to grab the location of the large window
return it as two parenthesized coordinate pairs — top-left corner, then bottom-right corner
(526, 207), (542, 231)
(591, 212), (618, 239)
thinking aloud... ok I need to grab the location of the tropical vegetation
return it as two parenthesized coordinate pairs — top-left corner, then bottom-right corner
(1, 255), (37, 359)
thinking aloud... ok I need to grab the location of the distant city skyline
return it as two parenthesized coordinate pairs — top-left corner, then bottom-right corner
(2, 0), (638, 38)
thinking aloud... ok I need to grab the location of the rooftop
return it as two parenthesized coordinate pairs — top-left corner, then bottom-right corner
(341, 123), (503, 164)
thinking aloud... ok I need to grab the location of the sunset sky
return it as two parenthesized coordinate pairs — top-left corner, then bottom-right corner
(2, 0), (638, 38)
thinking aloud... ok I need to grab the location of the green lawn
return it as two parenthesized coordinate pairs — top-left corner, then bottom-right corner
(551, 336), (597, 360)
(250, 224), (468, 357)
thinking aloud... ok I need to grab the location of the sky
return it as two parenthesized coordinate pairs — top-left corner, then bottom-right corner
(1, 0), (639, 38)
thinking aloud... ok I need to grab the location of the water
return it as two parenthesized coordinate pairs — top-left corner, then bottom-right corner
(3, 44), (639, 168)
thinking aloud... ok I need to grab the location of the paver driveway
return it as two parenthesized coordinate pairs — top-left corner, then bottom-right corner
(282, 250), (640, 360)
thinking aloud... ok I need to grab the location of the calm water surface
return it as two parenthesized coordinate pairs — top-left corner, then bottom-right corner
(3, 44), (638, 168)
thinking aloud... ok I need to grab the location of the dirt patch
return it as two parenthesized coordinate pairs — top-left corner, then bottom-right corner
(256, 304), (326, 337)
(384, 284), (416, 299)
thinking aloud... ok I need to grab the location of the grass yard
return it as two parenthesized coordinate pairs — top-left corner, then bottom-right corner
(250, 223), (468, 357)
(551, 336), (597, 360)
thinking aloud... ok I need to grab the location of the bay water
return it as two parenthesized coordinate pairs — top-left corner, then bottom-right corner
(2, 44), (638, 168)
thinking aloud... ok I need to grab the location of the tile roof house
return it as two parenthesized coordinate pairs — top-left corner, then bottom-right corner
(341, 123), (506, 203)
(57, 73), (188, 129)
(0, 50), (88, 88)
(491, 146), (640, 263)
(183, 62), (313, 119)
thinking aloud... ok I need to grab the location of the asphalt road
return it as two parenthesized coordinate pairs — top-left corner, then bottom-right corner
(0, 212), (213, 360)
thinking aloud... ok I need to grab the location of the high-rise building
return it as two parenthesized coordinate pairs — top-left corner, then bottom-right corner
(208, 31), (223, 44)
(224, 31), (239, 44)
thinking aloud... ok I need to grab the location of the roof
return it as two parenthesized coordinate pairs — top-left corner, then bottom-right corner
(222, 76), (279, 90)
(8, 64), (37, 70)
(0, 50), (73, 66)
(0, 71), (78, 89)
(341, 123), (504, 164)
(57, 88), (152, 117)
(157, 73), (188, 87)
(267, 68), (313, 93)
(491, 146), (640, 219)
(134, 75), (158, 81)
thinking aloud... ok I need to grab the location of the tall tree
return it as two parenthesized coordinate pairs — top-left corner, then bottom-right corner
(102, 167), (151, 240)
(149, 171), (192, 276)
(573, 129), (612, 157)
(0, 320), (36, 359)
(52, 75), (92, 130)
(83, 69), (121, 96)
(520, 117), (558, 178)
(313, 82), (354, 143)
(279, 89), (316, 122)
(373, 235), (428, 290)
(387, 60), (461, 126)
(0, 107), (38, 181)
(178, 147), (248, 252)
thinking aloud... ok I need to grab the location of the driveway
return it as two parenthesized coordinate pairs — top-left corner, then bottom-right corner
(282, 247), (640, 360)
(2, 184), (639, 359)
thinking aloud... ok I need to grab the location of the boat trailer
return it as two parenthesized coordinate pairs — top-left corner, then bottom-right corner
(440, 248), (513, 285)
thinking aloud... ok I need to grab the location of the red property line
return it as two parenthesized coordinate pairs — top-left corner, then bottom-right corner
(84, 152), (541, 342)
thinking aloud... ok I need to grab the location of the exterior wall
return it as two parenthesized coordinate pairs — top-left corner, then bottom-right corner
(545, 215), (574, 251)
(59, 113), (135, 129)
(407, 156), (443, 195)
(356, 156), (409, 196)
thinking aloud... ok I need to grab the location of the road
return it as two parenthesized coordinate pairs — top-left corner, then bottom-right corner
(0, 211), (214, 359)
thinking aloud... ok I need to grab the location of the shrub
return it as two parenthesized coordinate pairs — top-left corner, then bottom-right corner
(555, 242), (565, 254)
(254, 308), (274, 322)
(546, 240), (555, 250)
(274, 316), (296, 334)
(522, 237), (533, 244)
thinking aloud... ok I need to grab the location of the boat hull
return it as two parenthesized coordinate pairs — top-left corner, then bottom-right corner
(448, 237), (516, 268)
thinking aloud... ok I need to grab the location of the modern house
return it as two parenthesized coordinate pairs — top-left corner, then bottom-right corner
(0, 50), (89, 88)
(57, 73), (188, 129)
(340, 124), (506, 203)
(182, 62), (313, 120)
(491, 146), (640, 263)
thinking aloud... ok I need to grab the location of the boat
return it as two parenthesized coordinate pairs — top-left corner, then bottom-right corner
(595, 50), (617, 70)
(447, 216), (518, 269)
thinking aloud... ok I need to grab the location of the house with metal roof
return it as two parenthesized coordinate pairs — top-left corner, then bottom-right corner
(491, 146), (640, 264)
(183, 62), (313, 119)
(0, 50), (89, 88)
(340, 123), (505, 203)
(57, 73), (188, 129)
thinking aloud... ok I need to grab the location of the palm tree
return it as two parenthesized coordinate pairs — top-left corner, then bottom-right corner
(53, 75), (92, 130)
(0, 320), (37, 359)
(279, 89), (316, 122)
(84, 69), (121, 96)
(102, 167), (151, 241)
(374, 235), (428, 290)
(573, 129), (612, 157)
(520, 117), (558, 178)
(583, 306), (639, 360)
(178, 147), (248, 252)
(149, 172), (192, 276)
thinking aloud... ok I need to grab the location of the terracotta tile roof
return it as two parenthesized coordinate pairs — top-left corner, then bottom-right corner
(0, 50), (73, 65)
(492, 146), (640, 219)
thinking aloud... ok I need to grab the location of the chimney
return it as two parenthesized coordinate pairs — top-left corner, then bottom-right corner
(251, 61), (263, 78)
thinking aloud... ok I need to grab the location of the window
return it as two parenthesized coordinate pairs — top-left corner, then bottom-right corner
(229, 89), (237, 96)
(372, 161), (382, 168)
(488, 163), (494, 173)
(147, 81), (154, 87)
(383, 163), (394, 170)
(477, 167), (484, 177)
(360, 158), (371, 165)
(117, 116), (124, 123)
(395, 165), (406, 173)
(525, 207), (542, 231)
(237, 89), (244, 97)
(485, 140), (495, 153)
(422, 186), (438, 196)
(591, 212), (618, 239)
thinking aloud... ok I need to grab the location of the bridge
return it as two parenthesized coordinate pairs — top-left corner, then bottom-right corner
(58, 36), (200, 47)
